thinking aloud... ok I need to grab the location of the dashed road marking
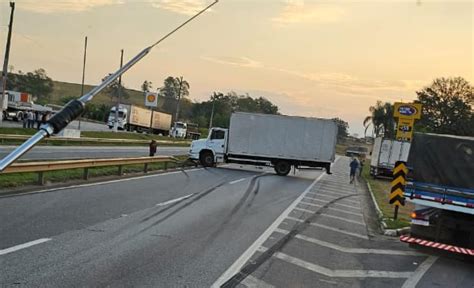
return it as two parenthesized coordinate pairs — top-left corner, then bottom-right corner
(297, 202), (363, 217)
(304, 195), (360, 205)
(401, 256), (438, 288)
(241, 275), (275, 288)
(0, 238), (51, 256)
(229, 178), (247, 185)
(300, 200), (361, 211)
(258, 247), (413, 278)
(293, 207), (366, 226)
(274, 228), (421, 256)
(286, 216), (369, 240)
(155, 193), (195, 207)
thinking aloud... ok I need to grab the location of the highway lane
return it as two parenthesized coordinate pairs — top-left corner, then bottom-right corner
(0, 145), (189, 160)
(1, 119), (109, 132)
(0, 161), (472, 287)
(0, 164), (320, 287)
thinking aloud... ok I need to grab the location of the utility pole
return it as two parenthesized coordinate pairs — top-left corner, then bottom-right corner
(113, 49), (124, 132)
(0, 2), (15, 125)
(209, 92), (216, 130)
(174, 76), (183, 123)
(78, 36), (88, 130)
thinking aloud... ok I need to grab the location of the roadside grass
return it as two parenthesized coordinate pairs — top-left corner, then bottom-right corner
(0, 156), (191, 190)
(0, 127), (191, 147)
(361, 164), (412, 229)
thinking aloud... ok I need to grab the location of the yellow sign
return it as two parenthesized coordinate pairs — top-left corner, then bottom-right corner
(389, 161), (408, 207)
(394, 102), (422, 120)
(396, 118), (415, 142)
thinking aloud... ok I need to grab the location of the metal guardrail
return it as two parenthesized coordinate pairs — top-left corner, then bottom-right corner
(0, 134), (191, 145)
(1, 155), (186, 185)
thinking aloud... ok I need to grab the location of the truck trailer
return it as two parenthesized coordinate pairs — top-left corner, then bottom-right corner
(108, 104), (172, 135)
(189, 112), (338, 176)
(370, 137), (410, 178)
(401, 133), (474, 257)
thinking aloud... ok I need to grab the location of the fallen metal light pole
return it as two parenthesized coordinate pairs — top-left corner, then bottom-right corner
(0, 0), (218, 172)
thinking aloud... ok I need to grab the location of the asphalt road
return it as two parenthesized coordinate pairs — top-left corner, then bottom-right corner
(0, 146), (189, 160)
(1, 119), (109, 131)
(0, 160), (472, 287)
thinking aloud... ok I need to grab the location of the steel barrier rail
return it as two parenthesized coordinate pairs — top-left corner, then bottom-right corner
(0, 155), (185, 185)
(0, 134), (191, 145)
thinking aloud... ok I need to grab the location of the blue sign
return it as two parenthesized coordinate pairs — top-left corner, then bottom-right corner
(398, 105), (417, 116)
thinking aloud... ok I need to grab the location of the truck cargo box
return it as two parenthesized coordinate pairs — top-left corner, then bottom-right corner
(227, 112), (337, 163)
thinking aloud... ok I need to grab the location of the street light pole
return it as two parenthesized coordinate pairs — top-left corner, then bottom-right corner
(209, 92), (216, 130)
(78, 36), (88, 131)
(0, 2), (15, 124)
(113, 49), (124, 132)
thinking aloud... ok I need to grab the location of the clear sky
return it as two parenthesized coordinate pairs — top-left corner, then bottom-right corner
(0, 0), (472, 135)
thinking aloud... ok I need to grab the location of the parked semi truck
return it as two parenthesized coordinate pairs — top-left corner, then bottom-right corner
(189, 112), (338, 176)
(108, 104), (172, 135)
(2, 90), (52, 121)
(370, 137), (410, 178)
(170, 122), (201, 139)
(401, 133), (474, 257)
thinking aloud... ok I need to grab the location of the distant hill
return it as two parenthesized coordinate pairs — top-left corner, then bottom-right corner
(50, 80), (146, 107)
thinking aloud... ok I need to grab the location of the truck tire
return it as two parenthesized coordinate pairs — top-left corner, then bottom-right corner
(200, 151), (214, 167)
(274, 161), (291, 176)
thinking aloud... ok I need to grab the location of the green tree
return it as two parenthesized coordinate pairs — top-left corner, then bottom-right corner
(141, 80), (153, 93)
(363, 101), (395, 138)
(416, 77), (473, 136)
(332, 117), (349, 141)
(102, 73), (129, 101)
(7, 69), (54, 103)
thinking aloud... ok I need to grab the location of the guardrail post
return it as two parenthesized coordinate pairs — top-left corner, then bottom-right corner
(118, 165), (123, 176)
(83, 168), (89, 180)
(144, 163), (149, 173)
(38, 172), (45, 185)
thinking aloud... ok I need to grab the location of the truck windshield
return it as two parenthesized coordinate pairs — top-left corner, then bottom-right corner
(210, 130), (225, 140)
(175, 123), (185, 128)
(109, 111), (124, 118)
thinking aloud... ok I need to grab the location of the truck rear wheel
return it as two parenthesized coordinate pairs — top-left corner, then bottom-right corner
(200, 151), (214, 167)
(274, 161), (291, 176)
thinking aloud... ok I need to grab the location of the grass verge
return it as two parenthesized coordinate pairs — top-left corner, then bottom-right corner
(0, 127), (191, 147)
(0, 156), (192, 190)
(361, 164), (412, 229)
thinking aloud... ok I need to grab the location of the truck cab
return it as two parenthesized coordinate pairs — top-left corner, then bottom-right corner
(189, 127), (227, 166)
(108, 106), (128, 130)
(170, 121), (187, 138)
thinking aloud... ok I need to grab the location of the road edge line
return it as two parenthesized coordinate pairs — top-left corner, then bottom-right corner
(211, 170), (327, 287)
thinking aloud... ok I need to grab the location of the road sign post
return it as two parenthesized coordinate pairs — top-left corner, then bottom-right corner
(389, 161), (408, 219)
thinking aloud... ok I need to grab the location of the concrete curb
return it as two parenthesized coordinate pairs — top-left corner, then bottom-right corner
(365, 181), (410, 237)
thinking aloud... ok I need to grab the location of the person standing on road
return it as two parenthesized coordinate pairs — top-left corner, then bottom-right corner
(27, 110), (34, 128)
(149, 140), (157, 157)
(22, 112), (28, 128)
(349, 157), (359, 184)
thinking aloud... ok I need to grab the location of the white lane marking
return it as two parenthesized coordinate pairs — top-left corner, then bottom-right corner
(401, 256), (438, 288)
(0, 168), (204, 198)
(292, 207), (366, 226)
(0, 238), (51, 256)
(308, 190), (356, 197)
(211, 171), (327, 287)
(304, 195), (360, 205)
(300, 200), (361, 211)
(229, 178), (247, 185)
(241, 275), (275, 288)
(155, 193), (195, 207)
(298, 202), (363, 217)
(274, 228), (422, 256)
(258, 247), (413, 278)
(317, 186), (355, 193)
(286, 216), (369, 240)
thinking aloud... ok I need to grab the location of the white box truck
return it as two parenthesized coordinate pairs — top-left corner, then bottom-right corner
(370, 137), (410, 177)
(189, 112), (338, 176)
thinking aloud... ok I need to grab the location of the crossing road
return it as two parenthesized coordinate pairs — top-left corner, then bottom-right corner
(0, 145), (189, 160)
(0, 159), (472, 287)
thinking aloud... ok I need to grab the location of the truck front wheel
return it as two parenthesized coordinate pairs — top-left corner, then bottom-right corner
(200, 151), (214, 167)
(274, 161), (291, 176)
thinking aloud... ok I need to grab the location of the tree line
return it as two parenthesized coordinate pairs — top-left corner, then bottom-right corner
(364, 77), (473, 137)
